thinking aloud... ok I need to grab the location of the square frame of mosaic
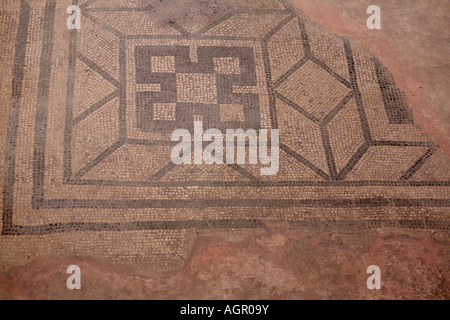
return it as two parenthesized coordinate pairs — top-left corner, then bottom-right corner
(2, 0), (449, 236)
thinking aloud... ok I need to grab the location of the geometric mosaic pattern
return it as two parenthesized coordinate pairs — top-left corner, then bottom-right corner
(134, 45), (260, 133)
(1, 0), (449, 267)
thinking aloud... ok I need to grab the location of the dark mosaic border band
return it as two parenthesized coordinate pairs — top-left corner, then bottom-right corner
(10, 217), (449, 236)
(2, 0), (31, 234)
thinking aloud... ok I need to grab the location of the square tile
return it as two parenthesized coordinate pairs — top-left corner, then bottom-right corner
(151, 56), (175, 73)
(153, 103), (177, 121)
(176, 73), (218, 104)
(214, 57), (241, 74)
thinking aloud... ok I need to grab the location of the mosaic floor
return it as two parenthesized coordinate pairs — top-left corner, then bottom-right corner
(1, 0), (449, 269)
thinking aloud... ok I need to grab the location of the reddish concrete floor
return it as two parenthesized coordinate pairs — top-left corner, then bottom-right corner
(0, 226), (448, 300)
(292, 0), (450, 155)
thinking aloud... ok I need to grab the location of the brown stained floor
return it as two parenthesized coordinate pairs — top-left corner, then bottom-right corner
(0, 228), (448, 300)
(0, 0), (449, 300)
